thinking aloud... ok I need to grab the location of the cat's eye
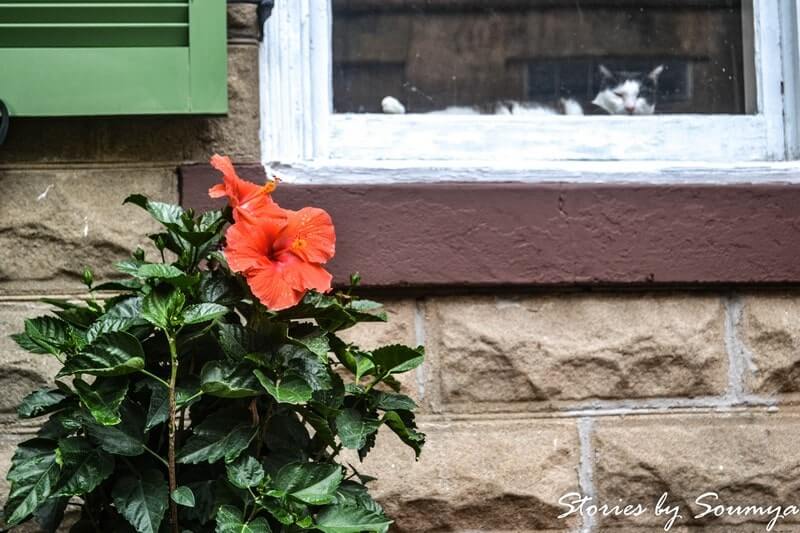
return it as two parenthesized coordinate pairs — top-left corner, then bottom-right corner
(614, 92), (624, 98)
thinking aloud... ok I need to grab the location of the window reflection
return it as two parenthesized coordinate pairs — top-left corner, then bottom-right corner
(333, 0), (749, 115)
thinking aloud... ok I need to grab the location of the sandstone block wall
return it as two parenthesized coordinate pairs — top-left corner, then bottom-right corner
(2, 7), (800, 532)
(341, 295), (800, 532)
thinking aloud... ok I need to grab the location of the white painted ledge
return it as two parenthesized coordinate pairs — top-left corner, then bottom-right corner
(272, 159), (800, 185)
(328, 114), (775, 162)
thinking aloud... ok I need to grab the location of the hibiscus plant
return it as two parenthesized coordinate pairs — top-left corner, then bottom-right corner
(2, 156), (425, 533)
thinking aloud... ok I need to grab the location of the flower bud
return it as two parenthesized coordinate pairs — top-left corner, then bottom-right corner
(133, 247), (145, 261)
(82, 267), (94, 288)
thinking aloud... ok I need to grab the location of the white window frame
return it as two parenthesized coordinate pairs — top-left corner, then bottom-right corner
(259, 0), (800, 180)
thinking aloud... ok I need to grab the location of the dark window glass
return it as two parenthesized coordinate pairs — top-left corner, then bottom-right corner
(333, 0), (751, 116)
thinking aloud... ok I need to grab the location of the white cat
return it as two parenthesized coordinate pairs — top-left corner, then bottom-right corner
(592, 65), (664, 115)
(380, 64), (664, 116)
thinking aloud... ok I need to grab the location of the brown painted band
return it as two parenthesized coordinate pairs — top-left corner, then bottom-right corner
(180, 164), (800, 288)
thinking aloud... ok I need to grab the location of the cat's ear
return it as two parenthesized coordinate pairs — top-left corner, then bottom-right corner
(648, 65), (665, 81)
(598, 65), (615, 79)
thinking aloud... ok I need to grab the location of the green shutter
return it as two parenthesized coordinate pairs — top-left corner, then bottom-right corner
(0, 0), (227, 116)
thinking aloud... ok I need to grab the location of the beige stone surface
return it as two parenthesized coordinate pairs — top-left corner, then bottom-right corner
(0, 302), (68, 415)
(228, 3), (260, 41)
(739, 295), (800, 395)
(339, 299), (418, 350)
(0, 167), (177, 294)
(593, 412), (800, 530)
(427, 294), (728, 408)
(1, 45), (260, 164)
(350, 418), (581, 532)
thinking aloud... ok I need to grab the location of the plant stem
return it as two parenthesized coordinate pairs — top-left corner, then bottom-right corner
(143, 445), (169, 469)
(166, 333), (180, 533)
(139, 369), (170, 389)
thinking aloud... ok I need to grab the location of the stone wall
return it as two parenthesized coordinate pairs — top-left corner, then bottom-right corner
(2, 5), (800, 533)
(340, 294), (800, 532)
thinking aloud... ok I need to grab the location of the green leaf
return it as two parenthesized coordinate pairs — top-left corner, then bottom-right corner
(86, 317), (146, 344)
(10, 332), (50, 354)
(264, 413), (310, 459)
(34, 495), (68, 533)
(124, 194), (184, 227)
(352, 350), (376, 382)
(171, 486), (196, 508)
(182, 303), (229, 325)
(112, 469), (169, 533)
(271, 462), (343, 505)
(53, 305), (101, 329)
(115, 259), (145, 277)
(177, 408), (255, 465)
(382, 411), (425, 459)
(290, 326), (330, 359)
(141, 287), (185, 330)
(335, 408), (381, 450)
(201, 361), (262, 398)
(199, 272), (241, 305)
(136, 263), (185, 280)
(21, 316), (72, 355)
(136, 264), (198, 289)
(83, 402), (146, 456)
(37, 409), (82, 441)
(73, 376), (128, 426)
(104, 296), (143, 318)
(91, 279), (143, 292)
(254, 370), (312, 405)
(226, 455), (265, 489)
(372, 392), (417, 412)
(279, 345), (332, 391)
(17, 388), (68, 419)
(315, 503), (392, 533)
(216, 323), (260, 360)
(215, 505), (271, 533)
(334, 481), (384, 513)
(370, 344), (424, 377)
(139, 379), (198, 432)
(55, 436), (114, 497)
(346, 299), (388, 323)
(59, 331), (145, 377)
(3, 439), (61, 526)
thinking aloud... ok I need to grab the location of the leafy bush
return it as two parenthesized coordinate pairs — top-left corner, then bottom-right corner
(2, 157), (424, 532)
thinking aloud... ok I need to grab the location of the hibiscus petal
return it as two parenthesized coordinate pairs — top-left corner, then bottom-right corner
(246, 265), (304, 311)
(209, 154), (265, 208)
(282, 258), (333, 294)
(234, 195), (287, 224)
(208, 183), (227, 199)
(275, 207), (336, 263)
(223, 222), (273, 272)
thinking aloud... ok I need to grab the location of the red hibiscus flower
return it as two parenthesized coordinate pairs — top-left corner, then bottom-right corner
(224, 207), (336, 311)
(210, 155), (336, 310)
(208, 154), (283, 222)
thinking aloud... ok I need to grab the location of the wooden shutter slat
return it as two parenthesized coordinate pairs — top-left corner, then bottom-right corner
(0, 24), (189, 47)
(0, 4), (188, 24)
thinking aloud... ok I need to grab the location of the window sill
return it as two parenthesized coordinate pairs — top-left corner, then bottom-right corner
(181, 163), (800, 289)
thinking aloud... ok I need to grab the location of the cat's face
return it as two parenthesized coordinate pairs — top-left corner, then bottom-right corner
(592, 65), (664, 115)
